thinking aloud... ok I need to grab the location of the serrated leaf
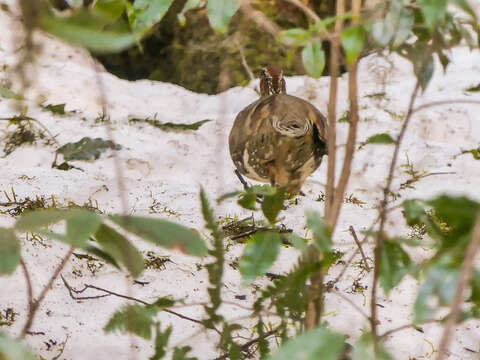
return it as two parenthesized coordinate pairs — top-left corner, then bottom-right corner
(239, 232), (281, 284)
(306, 211), (331, 253)
(38, 9), (139, 53)
(266, 326), (345, 360)
(104, 304), (158, 339)
(150, 324), (172, 360)
(94, 223), (144, 278)
(262, 187), (285, 224)
(379, 240), (412, 294)
(0, 228), (20, 275)
(132, 0), (174, 31)
(418, 0), (447, 29)
(56, 137), (121, 162)
(0, 332), (36, 360)
(302, 39), (325, 78)
(206, 0), (240, 33)
(172, 346), (197, 360)
(0, 84), (23, 100)
(341, 25), (366, 65)
(110, 215), (208, 256)
(352, 333), (393, 360)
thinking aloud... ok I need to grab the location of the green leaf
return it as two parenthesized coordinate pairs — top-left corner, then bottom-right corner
(38, 9), (139, 53)
(466, 83), (480, 92)
(306, 211), (331, 253)
(418, 0), (447, 29)
(15, 209), (101, 247)
(450, 0), (477, 19)
(129, 118), (211, 131)
(15, 209), (72, 231)
(238, 192), (257, 210)
(172, 346), (197, 360)
(402, 199), (427, 226)
(248, 185), (276, 196)
(66, 209), (102, 247)
(93, 0), (126, 22)
(0, 228), (20, 275)
(239, 232), (281, 284)
(0, 332), (36, 360)
(284, 233), (308, 252)
(132, 0), (175, 31)
(0, 84), (23, 100)
(262, 187), (285, 224)
(40, 103), (66, 115)
(56, 137), (121, 162)
(94, 223), (144, 278)
(110, 215), (208, 256)
(266, 326), (345, 360)
(302, 39), (325, 78)
(82, 244), (121, 269)
(352, 333), (393, 360)
(341, 25), (366, 65)
(150, 324), (172, 360)
(104, 304), (158, 339)
(363, 133), (395, 146)
(414, 258), (458, 323)
(206, 0), (240, 33)
(279, 28), (310, 46)
(379, 240), (412, 294)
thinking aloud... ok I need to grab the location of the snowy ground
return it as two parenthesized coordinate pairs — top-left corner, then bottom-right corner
(1, 1), (480, 359)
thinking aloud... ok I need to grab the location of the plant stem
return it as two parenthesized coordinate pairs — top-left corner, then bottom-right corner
(371, 80), (421, 346)
(19, 247), (74, 338)
(437, 215), (480, 359)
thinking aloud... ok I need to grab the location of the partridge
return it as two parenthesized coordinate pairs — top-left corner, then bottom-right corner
(228, 66), (328, 194)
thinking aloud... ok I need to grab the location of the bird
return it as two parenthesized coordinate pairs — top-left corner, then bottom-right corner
(228, 66), (328, 195)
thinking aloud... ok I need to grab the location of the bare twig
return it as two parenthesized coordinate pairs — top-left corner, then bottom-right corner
(349, 226), (370, 271)
(371, 80), (421, 344)
(411, 99), (480, 115)
(60, 275), (219, 333)
(19, 247), (74, 338)
(378, 319), (439, 340)
(19, 257), (33, 312)
(234, 39), (255, 82)
(329, 0), (361, 230)
(213, 328), (279, 360)
(285, 0), (321, 23)
(324, 0), (344, 223)
(330, 289), (371, 321)
(239, 0), (282, 37)
(437, 215), (480, 360)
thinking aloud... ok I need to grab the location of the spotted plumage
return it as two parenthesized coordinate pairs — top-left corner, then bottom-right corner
(229, 66), (328, 194)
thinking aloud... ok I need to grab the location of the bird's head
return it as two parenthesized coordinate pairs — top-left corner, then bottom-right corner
(259, 66), (286, 97)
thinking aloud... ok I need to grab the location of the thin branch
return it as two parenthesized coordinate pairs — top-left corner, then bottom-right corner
(371, 80), (421, 344)
(234, 39), (255, 82)
(0, 116), (59, 146)
(324, 0), (344, 224)
(378, 319), (439, 340)
(330, 289), (371, 321)
(60, 275), (218, 333)
(19, 247), (74, 338)
(19, 257), (33, 312)
(238, 0), (282, 37)
(285, 0), (321, 23)
(213, 328), (279, 360)
(329, 0), (361, 230)
(437, 215), (480, 360)
(349, 226), (370, 271)
(411, 99), (480, 115)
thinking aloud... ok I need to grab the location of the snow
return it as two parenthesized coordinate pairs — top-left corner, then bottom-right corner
(1, 1), (480, 359)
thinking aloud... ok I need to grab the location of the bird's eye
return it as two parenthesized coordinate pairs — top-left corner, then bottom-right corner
(259, 69), (266, 76)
